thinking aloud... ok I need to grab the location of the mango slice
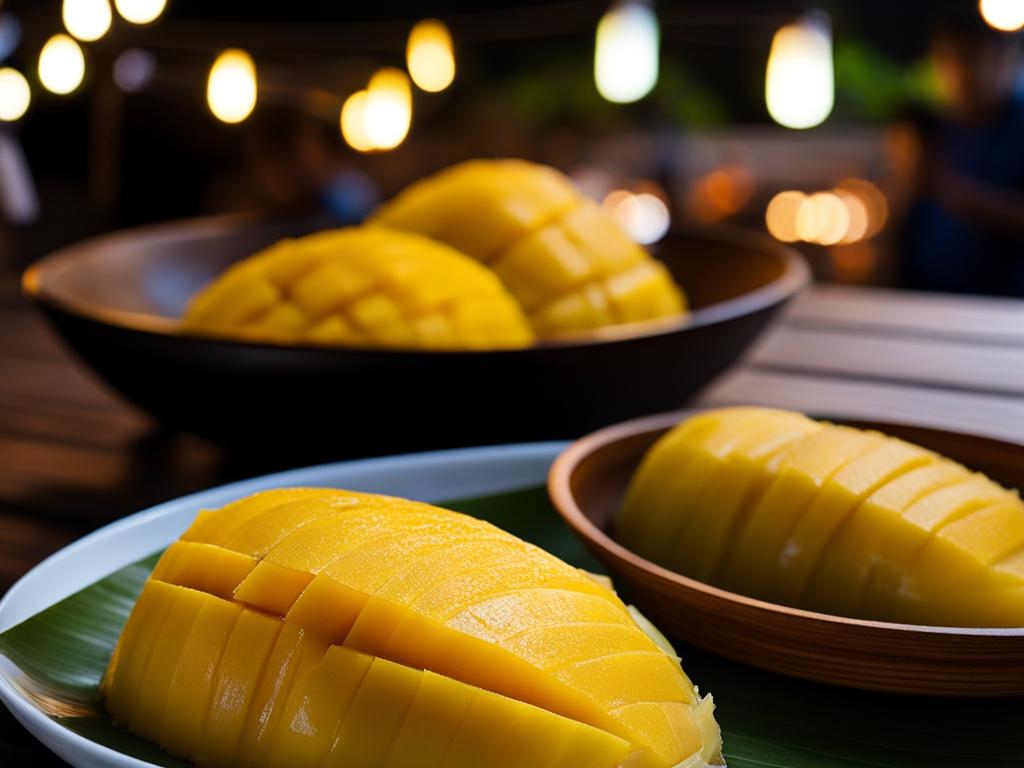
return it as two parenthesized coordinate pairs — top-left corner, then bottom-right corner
(618, 406), (1024, 626)
(182, 226), (534, 350)
(104, 490), (721, 767)
(373, 159), (686, 336)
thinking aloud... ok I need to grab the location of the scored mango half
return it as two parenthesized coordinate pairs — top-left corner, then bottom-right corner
(182, 226), (534, 350)
(103, 488), (722, 768)
(372, 159), (686, 336)
(617, 407), (1024, 627)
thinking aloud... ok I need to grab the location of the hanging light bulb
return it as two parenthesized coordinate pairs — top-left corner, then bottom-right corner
(765, 11), (834, 129)
(62, 0), (112, 43)
(363, 67), (412, 150)
(979, 0), (1024, 31)
(594, 1), (659, 103)
(207, 49), (257, 124)
(406, 19), (455, 93)
(114, 0), (168, 25)
(340, 90), (376, 152)
(38, 34), (85, 95)
(0, 68), (30, 121)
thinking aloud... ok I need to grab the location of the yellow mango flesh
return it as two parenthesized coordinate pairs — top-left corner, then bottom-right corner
(618, 407), (1024, 626)
(182, 226), (533, 350)
(373, 158), (685, 336)
(104, 489), (720, 767)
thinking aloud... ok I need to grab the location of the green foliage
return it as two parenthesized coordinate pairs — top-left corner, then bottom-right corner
(834, 40), (941, 121)
(2, 486), (1022, 767)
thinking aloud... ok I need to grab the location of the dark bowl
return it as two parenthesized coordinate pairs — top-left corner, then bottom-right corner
(22, 213), (808, 456)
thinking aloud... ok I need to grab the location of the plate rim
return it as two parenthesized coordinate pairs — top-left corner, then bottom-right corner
(0, 440), (566, 768)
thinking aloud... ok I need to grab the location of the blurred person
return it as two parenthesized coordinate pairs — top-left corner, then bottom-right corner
(892, 10), (1024, 297)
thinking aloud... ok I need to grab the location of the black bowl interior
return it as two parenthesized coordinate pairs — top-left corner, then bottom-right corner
(24, 214), (809, 455)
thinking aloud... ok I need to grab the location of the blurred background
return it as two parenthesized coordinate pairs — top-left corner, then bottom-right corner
(1, 0), (1023, 296)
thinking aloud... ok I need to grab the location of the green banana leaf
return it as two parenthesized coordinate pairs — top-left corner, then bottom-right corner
(2, 486), (1022, 768)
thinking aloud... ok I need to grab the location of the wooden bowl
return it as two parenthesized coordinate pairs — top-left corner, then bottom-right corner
(22, 214), (807, 456)
(548, 410), (1024, 696)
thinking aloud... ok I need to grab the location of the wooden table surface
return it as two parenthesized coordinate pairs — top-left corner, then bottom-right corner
(1, 268), (1023, 765)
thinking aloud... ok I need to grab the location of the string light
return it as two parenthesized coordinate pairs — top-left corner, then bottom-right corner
(406, 19), (455, 93)
(0, 68), (30, 121)
(603, 189), (670, 244)
(62, 0), (112, 43)
(340, 89), (376, 152)
(765, 12), (834, 129)
(38, 34), (85, 95)
(594, 1), (659, 104)
(207, 49), (257, 124)
(114, 0), (168, 25)
(979, 0), (1024, 31)
(362, 67), (412, 150)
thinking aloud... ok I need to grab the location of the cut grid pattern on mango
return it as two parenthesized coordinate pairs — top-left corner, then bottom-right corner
(183, 227), (534, 350)
(373, 159), (686, 335)
(618, 407), (1024, 627)
(104, 489), (722, 768)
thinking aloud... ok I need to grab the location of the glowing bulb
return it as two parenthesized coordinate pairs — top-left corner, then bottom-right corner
(979, 0), (1024, 31)
(765, 190), (806, 242)
(114, 0), (167, 25)
(595, 1), (659, 104)
(340, 90), (376, 152)
(38, 34), (85, 95)
(765, 12), (834, 129)
(62, 0), (112, 42)
(407, 19), (455, 93)
(207, 49), (256, 124)
(0, 68), (30, 121)
(363, 67), (412, 150)
(603, 189), (670, 244)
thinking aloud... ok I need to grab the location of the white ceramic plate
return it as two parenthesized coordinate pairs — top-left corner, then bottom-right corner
(0, 442), (565, 768)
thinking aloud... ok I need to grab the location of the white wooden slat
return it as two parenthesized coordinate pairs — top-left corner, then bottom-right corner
(746, 325), (1024, 395)
(789, 286), (1024, 343)
(698, 368), (1024, 444)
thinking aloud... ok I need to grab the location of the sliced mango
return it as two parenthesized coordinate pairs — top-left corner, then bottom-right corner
(617, 407), (1024, 626)
(106, 489), (720, 767)
(182, 226), (534, 350)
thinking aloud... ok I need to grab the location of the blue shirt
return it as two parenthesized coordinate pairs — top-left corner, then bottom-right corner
(901, 98), (1024, 297)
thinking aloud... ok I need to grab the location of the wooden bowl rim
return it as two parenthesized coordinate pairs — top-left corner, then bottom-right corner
(21, 213), (810, 356)
(548, 409), (1024, 638)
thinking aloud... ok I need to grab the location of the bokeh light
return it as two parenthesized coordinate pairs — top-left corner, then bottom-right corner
(796, 191), (849, 245)
(688, 164), (754, 223)
(363, 67), (412, 150)
(62, 0), (112, 43)
(979, 0), (1024, 31)
(0, 68), (30, 121)
(113, 48), (156, 92)
(207, 49), (257, 124)
(594, 1), (659, 104)
(836, 178), (888, 238)
(603, 189), (671, 244)
(765, 13), (834, 129)
(766, 181), (888, 246)
(114, 0), (168, 25)
(38, 34), (86, 95)
(340, 90), (376, 152)
(406, 19), (455, 93)
(765, 190), (806, 242)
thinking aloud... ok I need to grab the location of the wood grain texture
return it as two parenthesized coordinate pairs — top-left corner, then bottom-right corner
(549, 411), (1024, 696)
